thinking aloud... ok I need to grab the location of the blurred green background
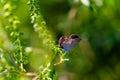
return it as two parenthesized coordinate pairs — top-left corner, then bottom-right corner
(0, 0), (120, 80)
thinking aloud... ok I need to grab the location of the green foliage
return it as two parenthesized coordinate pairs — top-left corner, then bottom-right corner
(28, 0), (67, 79)
(1, 0), (67, 80)
(3, 0), (26, 72)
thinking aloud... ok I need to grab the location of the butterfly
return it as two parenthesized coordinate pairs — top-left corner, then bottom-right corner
(58, 34), (81, 52)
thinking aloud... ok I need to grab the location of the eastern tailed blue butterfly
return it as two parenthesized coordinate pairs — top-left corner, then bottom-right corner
(59, 34), (81, 52)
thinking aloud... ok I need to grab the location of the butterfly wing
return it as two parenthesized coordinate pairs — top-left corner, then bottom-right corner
(68, 34), (81, 48)
(59, 36), (71, 52)
(69, 34), (80, 40)
(59, 34), (81, 52)
(58, 36), (67, 48)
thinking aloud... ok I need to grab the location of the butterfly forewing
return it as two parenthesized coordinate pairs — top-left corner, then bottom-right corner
(58, 36), (67, 48)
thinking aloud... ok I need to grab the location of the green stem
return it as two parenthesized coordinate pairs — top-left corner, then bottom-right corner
(49, 49), (58, 80)
(18, 38), (24, 71)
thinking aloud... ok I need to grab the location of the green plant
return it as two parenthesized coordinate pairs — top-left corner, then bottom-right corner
(28, 0), (68, 79)
(0, 0), (68, 80)
(0, 0), (27, 79)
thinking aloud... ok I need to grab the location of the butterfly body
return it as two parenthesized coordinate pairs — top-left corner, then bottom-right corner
(59, 34), (81, 52)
